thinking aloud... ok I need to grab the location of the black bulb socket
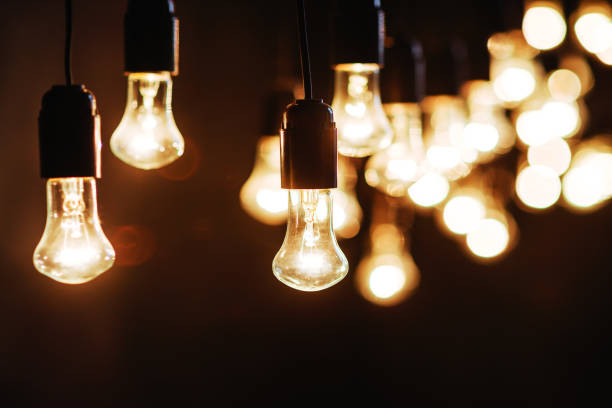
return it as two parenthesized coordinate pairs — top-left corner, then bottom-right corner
(38, 85), (101, 179)
(331, 0), (385, 67)
(280, 99), (337, 189)
(125, 0), (179, 74)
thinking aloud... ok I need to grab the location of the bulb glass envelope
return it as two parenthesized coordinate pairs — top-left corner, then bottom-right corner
(111, 72), (184, 169)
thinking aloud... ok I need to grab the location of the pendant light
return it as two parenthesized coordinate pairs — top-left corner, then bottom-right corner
(110, 0), (184, 170)
(272, 0), (349, 292)
(33, 0), (115, 284)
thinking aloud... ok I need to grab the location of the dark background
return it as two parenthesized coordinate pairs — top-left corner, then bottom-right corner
(1, 0), (611, 405)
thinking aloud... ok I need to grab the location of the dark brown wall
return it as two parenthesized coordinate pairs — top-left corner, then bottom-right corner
(0, 0), (611, 405)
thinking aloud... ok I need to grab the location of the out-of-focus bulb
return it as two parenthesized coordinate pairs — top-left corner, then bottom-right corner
(541, 101), (581, 139)
(516, 165), (562, 209)
(547, 69), (582, 102)
(111, 72), (184, 169)
(356, 224), (420, 307)
(443, 195), (486, 235)
(597, 46), (612, 64)
(365, 103), (424, 196)
(273, 190), (348, 291)
(491, 60), (537, 103)
(574, 8), (612, 53)
(522, 3), (567, 50)
(408, 172), (450, 207)
(463, 121), (500, 153)
(527, 137), (572, 175)
(466, 217), (510, 259)
(240, 136), (287, 225)
(33, 178), (115, 284)
(332, 63), (392, 157)
(562, 145), (612, 209)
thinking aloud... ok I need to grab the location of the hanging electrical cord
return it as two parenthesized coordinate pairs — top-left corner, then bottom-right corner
(64, 0), (72, 86)
(296, 0), (312, 99)
(34, 0), (115, 284)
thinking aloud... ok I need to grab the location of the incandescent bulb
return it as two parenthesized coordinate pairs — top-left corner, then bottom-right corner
(466, 217), (510, 259)
(33, 178), (115, 284)
(365, 103), (424, 196)
(522, 4), (567, 50)
(332, 63), (392, 157)
(356, 224), (420, 306)
(516, 165), (562, 209)
(574, 8), (612, 53)
(111, 72), (184, 169)
(443, 195), (486, 235)
(273, 190), (348, 291)
(239, 136), (287, 225)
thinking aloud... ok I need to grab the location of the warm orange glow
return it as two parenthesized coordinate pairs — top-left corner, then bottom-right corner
(443, 194), (486, 235)
(547, 69), (582, 102)
(516, 165), (562, 209)
(522, 3), (567, 50)
(491, 59), (537, 103)
(527, 137), (572, 175)
(408, 172), (450, 207)
(574, 7), (612, 53)
(466, 218), (510, 259)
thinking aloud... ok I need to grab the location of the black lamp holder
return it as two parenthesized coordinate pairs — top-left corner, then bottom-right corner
(38, 0), (101, 179)
(331, 0), (385, 67)
(280, 0), (338, 190)
(124, 0), (179, 75)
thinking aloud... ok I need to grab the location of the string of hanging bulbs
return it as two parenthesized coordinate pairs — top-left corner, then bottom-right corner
(32, 1), (612, 308)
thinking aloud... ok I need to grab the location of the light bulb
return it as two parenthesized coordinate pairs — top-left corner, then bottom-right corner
(522, 3), (567, 50)
(332, 63), (392, 157)
(443, 194), (486, 235)
(111, 72), (184, 169)
(356, 224), (419, 306)
(365, 103), (425, 197)
(407, 172), (450, 208)
(33, 178), (115, 284)
(491, 59), (537, 104)
(273, 190), (348, 291)
(466, 217), (510, 259)
(240, 136), (287, 225)
(574, 7), (612, 53)
(516, 165), (562, 209)
(527, 137), (572, 175)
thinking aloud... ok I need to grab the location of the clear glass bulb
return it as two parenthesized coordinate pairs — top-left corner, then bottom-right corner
(239, 136), (287, 225)
(273, 189), (348, 291)
(365, 103), (425, 197)
(111, 72), (184, 170)
(33, 178), (115, 284)
(332, 63), (392, 157)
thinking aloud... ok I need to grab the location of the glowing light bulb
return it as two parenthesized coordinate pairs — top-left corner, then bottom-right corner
(33, 178), (115, 284)
(574, 8), (612, 53)
(332, 63), (392, 157)
(365, 103), (424, 196)
(516, 165), (562, 209)
(491, 61), (537, 103)
(547, 69), (582, 102)
(522, 4), (567, 50)
(541, 101), (581, 139)
(562, 146), (612, 209)
(466, 217), (510, 259)
(463, 121), (500, 153)
(240, 136), (287, 225)
(527, 137), (572, 175)
(408, 172), (450, 207)
(443, 195), (486, 235)
(273, 190), (348, 291)
(111, 72), (184, 169)
(356, 224), (420, 306)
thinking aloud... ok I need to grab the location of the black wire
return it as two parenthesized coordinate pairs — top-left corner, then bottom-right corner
(65, 0), (72, 86)
(297, 0), (312, 100)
